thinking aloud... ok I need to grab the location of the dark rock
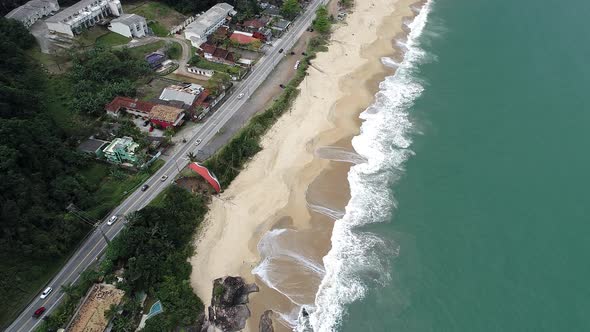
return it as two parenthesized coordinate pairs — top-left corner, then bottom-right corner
(208, 276), (259, 332)
(259, 310), (274, 332)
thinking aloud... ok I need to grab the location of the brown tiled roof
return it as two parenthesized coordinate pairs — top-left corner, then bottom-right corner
(105, 96), (155, 113)
(200, 43), (217, 55)
(212, 47), (229, 59)
(149, 104), (184, 123)
(230, 32), (258, 44)
(243, 18), (267, 29)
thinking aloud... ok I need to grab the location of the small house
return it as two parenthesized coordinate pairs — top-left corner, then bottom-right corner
(108, 14), (149, 38)
(102, 136), (140, 164)
(149, 105), (185, 129)
(159, 84), (204, 106)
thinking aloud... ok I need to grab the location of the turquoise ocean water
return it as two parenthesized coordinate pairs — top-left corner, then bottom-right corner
(307, 0), (590, 331)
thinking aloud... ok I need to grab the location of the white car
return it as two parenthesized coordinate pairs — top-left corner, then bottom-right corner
(40, 287), (52, 299)
(195, 139), (202, 145)
(160, 175), (168, 182)
(237, 93), (245, 99)
(107, 215), (118, 226)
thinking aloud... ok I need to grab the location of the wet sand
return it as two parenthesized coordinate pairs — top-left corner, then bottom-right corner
(190, 0), (420, 330)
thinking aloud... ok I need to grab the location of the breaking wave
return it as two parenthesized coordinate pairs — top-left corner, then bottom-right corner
(304, 1), (434, 331)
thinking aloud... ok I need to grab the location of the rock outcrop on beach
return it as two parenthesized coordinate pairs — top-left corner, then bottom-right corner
(201, 276), (259, 332)
(259, 310), (274, 332)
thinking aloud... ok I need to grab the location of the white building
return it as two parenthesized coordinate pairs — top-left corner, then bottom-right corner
(45, 0), (122, 36)
(5, 0), (59, 29)
(108, 14), (148, 38)
(184, 3), (236, 47)
(188, 67), (214, 77)
(159, 84), (204, 106)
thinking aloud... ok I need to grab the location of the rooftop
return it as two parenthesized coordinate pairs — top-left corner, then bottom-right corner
(242, 18), (268, 29)
(103, 136), (138, 154)
(185, 2), (235, 38)
(159, 84), (203, 105)
(105, 96), (155, 113)
(149, 104), (185, 123)
(77, 137), (108, 153)
(46, 0), (120, 24)
(6, 0), (58, 21)
(230, 31), (258, 44)
(110, 13), (145, 26)
(273, 19), (291, 29)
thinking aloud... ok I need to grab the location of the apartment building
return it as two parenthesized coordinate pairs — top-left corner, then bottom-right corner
(45, 0), (122, 36)
(184, 2), (236, 47)
(108, 13), (148, 38)
(5, 0), (59, 29)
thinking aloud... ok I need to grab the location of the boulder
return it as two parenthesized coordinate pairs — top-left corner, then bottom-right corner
(207, 276), (259, 332)
(259, 310), (274, 332)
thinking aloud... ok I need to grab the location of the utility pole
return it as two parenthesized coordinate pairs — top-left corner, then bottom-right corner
(66, 203), (110, 244)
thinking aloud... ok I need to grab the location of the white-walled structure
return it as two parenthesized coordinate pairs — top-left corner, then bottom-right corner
(46, 0), (122, 36)
(184, 3), (236, 47)
(5, 0), (59, 29)
(108, 14), (148, 38)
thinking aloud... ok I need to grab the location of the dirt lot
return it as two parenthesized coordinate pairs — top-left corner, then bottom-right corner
(68, 283), (125, 332)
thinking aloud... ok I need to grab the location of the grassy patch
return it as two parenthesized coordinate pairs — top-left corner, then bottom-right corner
(96, 32), (131, 47)
(167, 41), (182, 60)
(149, 21), (169, 37)
(126, 1), (185, 29)
(81, 159), (165, 220)
(189, 55), (243, 76)
(127, 40), (166, 59)
(76, 26), (110, 47)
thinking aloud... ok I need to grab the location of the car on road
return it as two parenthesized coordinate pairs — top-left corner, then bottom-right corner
(195, 139), (202, 145)
(237, 93), (245, 99)
(279, 48), (284, 53)
(279, 84), (285, 89)
(160, 175), (168, 182)
(141, 184), (149, 191)
(143, 120), (150, 127)
(294, 60), (300, 70)
(40, 287), (52, 299)
(107, 215), (119, 226)
(33, 307), (46, 318)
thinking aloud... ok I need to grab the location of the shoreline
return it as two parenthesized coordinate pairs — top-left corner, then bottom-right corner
(190, 0), (420, 330)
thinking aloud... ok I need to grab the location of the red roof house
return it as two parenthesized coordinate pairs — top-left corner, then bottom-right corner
(105, 97), (156, 117)
(230, 31), (259, 44)
(242, 18), (268, 30)
(199, 43), (236, 65)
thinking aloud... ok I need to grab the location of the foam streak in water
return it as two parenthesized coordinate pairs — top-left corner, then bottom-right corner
(304, 2), (434, 331)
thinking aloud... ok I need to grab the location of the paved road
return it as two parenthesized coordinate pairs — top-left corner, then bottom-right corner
(7, 1), (326, 331)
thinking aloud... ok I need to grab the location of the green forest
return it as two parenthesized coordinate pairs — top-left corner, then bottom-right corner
(0, 17), (153, 326)
(37, 186), (207, 331)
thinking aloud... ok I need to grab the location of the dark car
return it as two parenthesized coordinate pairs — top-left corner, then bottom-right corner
(141, 184), (149, 191)
(278, 48), (284, 53)
(290, 51), (295, 55)
(279, 84), (285, 89)
(302, 52), (307, 56)
(143, 120), (150, 127)
(33, 307), (46, 318)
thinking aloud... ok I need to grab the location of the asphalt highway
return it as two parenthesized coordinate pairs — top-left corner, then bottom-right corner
(7, 0), (326, 330)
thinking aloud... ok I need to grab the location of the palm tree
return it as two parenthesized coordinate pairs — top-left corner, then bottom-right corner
(186, 152), (197, 162)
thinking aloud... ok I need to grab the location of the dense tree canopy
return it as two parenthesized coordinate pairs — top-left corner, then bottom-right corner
(313, 6), (331, 34)
(103, 186), (207, 330)
(281, 0), (302, 20)
(0, 18), (94, 323)
(70, 47), (150, 115)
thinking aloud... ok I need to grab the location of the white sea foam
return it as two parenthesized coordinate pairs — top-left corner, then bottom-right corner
(253, 229), (325, 306)
(305, 2), (434, 331)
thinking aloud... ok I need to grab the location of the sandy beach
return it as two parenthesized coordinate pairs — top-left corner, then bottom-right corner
(190, 0), (419, 330)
